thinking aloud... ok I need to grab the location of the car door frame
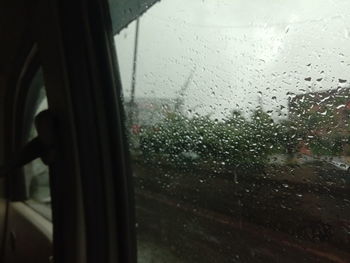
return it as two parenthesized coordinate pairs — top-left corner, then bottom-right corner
(34, 0), (137, 262)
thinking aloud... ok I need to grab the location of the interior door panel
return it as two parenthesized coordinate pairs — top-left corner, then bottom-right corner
(3, 203), (52, 263)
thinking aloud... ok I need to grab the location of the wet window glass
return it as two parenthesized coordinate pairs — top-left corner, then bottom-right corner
(111, 0), (350, 261)
(23, 70), (51, 219)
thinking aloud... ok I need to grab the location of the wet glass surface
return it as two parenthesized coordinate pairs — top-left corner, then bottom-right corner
(112, 0), (350, 262)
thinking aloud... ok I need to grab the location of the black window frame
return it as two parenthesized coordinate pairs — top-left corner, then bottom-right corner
(35, 0), (137, 262)
(7, 45), (41, 202)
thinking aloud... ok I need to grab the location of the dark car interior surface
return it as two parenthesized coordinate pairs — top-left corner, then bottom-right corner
(1, 0), (350, 263)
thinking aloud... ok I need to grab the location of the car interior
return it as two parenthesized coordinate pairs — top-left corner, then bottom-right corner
(0, 0), (350, 263)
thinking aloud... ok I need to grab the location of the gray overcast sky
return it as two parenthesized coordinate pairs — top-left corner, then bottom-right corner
(114, 0), (350, 120)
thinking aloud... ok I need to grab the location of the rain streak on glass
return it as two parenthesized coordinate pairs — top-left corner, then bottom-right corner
(112, 0), (350, 262)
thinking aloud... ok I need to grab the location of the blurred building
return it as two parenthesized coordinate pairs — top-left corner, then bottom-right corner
(289, 87), (350, 133)
(288, 87), (350, 155)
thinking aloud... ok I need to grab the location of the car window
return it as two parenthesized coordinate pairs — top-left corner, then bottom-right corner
(110, 0), (350, 262)
(23, 69), (51, 219)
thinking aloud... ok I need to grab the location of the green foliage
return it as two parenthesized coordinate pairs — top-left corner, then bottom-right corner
(139, 109), (285, 169)
(135, 93), (350, 171)
(309, 135), (344, 156)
